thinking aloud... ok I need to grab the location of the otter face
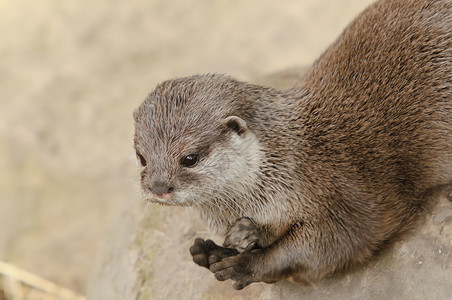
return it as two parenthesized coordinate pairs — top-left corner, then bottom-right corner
(133, 76), (263, 208)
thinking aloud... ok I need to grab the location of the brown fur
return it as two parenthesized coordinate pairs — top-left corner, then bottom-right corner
(134, 0), (452, 290)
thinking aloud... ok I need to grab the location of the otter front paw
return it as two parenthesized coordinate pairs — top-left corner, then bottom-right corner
(189, 238), (239, 268)
(223, 217), (261, 253)
(209, 250), (262, 290)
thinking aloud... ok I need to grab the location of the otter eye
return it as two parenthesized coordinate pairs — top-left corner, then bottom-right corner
(182, 154), (198, 168)
(136, 151), (146, 167)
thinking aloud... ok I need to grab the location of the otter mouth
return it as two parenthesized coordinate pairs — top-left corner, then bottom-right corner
(145, 194), (193, 207)
(147, 196), (177, 206)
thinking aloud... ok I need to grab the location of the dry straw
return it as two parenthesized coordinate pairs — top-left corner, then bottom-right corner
(0, 261), (85, 300)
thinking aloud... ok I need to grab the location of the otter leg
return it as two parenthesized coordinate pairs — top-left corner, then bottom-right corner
(189, 238), (239, 268)
(223, 217), (261, 253)
(209, 221), (343, 290)
(189, 217), (261, 273)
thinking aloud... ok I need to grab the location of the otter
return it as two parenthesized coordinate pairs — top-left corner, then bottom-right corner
(133, 0), (452, 290)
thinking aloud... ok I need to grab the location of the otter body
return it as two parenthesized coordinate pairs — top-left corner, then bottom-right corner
(134, 0), (452, 289)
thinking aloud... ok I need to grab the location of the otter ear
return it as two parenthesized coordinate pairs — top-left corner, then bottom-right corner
(223, 116), (248, 136)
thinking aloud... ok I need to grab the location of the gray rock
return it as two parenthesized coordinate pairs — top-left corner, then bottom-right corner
(88, 71), (452, 299)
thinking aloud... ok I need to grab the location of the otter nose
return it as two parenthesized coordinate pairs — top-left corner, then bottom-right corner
(150, 185), (174, 198)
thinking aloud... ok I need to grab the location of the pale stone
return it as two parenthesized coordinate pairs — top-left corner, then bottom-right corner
(88, 69), (452, 299)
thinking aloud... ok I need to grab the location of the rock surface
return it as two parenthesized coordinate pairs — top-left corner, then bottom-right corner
(87, 65), (452, 299)
(89, 174), (452, 300)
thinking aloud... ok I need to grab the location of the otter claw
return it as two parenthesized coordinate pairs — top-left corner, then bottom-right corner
(209, 252), (258, 290)
(189, 238), (239, 269)
(223, 217), (261, 253)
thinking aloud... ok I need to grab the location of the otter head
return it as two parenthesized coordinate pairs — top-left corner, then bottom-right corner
(133, 74), (263, 209)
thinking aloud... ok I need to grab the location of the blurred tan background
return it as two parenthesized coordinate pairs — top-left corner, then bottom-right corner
(0, 0), (374, 294)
